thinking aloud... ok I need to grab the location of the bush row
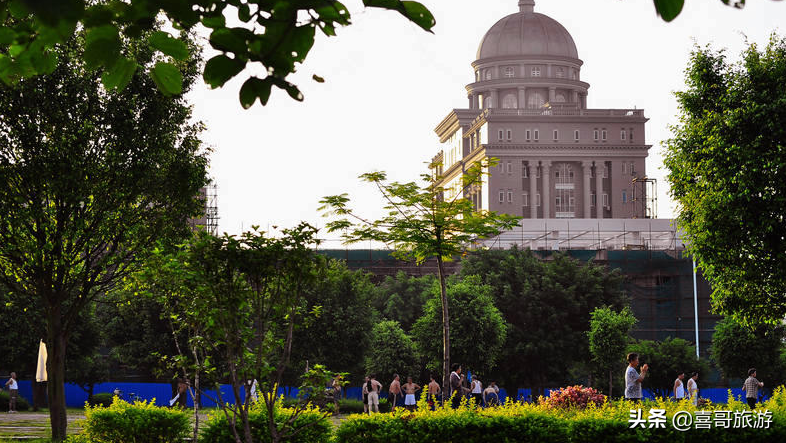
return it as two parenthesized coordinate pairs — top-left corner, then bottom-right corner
(0, 390), (30, 411)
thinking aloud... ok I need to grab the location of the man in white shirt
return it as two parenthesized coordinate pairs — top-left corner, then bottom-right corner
(673, 371), (685, 400)
(687, 372), (699, 406)
(624, 353), (648, 402)
(4, 372), (18, 413)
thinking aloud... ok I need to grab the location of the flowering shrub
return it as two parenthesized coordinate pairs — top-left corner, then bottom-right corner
(542, 385), (606, 410)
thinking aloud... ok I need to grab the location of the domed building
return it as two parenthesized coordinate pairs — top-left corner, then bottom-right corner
(434, 0), (651, 222)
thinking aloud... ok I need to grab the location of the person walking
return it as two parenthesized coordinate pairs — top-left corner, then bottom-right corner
(402, 376), (421, 412)
(367, 375), (382, 414)
(687, 372), (699, 406)
(673, 371), (686, 401)
(4, 373), (18, 413)
(426, 375), (440, 410)
(742, 368), (764, 409)
(389, 374), (402, 412)
(470, 374), (483, 407)
(331, 374), (343, 415)
(624, 353), (648, 402)
(449, 364), (462, 409)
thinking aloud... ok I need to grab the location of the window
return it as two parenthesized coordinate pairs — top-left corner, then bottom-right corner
(498, 191), (504, 203)
(484, 96), (493, 108)
(556, 67), (565, 78)
(527, 91), (545, 109)
(484, 70), (492, 80)
(506, 129), (512, 141)
(590, 166), (595, 178)
(630, 162), (635, 174)
(601, 129), (607, 141)
(504, 67), (514, 78)
(593, 129), (599, 141)
(555, 196), (561, 206)
(621, 129), (626, 140)
(534, 129), (539, 141)
(622, 162), (628, 174)
(522, 163), (529, 178)
(476, 71), (480, 82)
(622, 190), (627, 204)
(553, 130), (559, 141)
(554, 93), (566, 102)
(602, 193), (608, 207)
(531, 66), (541, 77)
(570, 69), (577, 80)
(502, 94), (517, 109)
(536, 166), (541, 178)
(536, 193), (542, 206)
(507, 191), (513, 203)
(590, 193), (596, 207)
(506, 162), (512, 173)
(630, 128), (634, 141)
(525, 129), (531, 141)
(603, 165), (609, 178)
(574, 130), (580, 141)
(498, 129), (504, 142)
(523, 192), (529, 206)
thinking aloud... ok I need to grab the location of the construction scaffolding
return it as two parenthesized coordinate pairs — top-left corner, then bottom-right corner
(205, 182), (219, 235)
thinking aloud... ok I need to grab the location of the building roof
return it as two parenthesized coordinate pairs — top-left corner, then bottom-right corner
(476, 4), (578, 60)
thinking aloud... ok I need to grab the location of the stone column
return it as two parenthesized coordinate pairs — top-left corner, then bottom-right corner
(572, 90), (579, 106)
(548, 87), (556, 103)
(468, 94), (473, 109)
(595, 161), (604, 219)
(529, 162), (538, 219)
(582, 161), (592, 218)
(490, 88), (499, 109)
(542, 161), (551, 219)
(518, 87), (526, 110)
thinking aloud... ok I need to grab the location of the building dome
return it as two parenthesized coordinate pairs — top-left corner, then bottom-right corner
(476, 1), (578, 60)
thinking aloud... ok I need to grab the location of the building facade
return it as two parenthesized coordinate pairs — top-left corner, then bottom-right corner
(434, 0), (651, 219)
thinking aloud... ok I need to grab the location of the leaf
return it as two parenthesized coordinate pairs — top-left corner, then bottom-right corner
(209, 28), (249, 54)
(201, 14), (226, 29)
(203, 54), (245, 89)
(8, 0), (28, 19)
(312, 74), (324, 83)
(84, 24), (121, 70)
(150, 61), (183, 95)
(101, 57), (138, 91)
(30, 49), (58, 74)
(238, 76), (272, 109)
(0, 27), (15, 46)
(148, 31), (189, 61)
(401, 1), (436, 31)
(653, 0), (684, 22)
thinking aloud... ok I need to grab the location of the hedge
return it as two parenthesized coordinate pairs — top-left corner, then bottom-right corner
(200, 402), (332, 443)
(0, 390), (30, 411)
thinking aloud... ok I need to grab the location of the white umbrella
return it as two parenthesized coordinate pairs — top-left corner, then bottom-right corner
(36, 340), (47, 382)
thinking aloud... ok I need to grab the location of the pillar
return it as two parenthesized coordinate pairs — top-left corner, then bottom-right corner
(595, 161), (604, 219)
(529, 162), (538, 219)
(518, 87), (526, 110)
(490, 89), (499, 109)
(548, 87), (556, 104)
(542, 161), (551, 219)
(582, 161), (592, 218)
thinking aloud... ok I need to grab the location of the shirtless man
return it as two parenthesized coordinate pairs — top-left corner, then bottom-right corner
(389, 374), (402, 411)
(483, 381), (500, 406)
(402, 376), (421, 411)
(367, 375), (382, 414)
(427, 375), (441, 410)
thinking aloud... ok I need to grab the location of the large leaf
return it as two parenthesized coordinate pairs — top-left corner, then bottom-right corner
(101, 57), (138, 91)
(148, 31), (189, 61)
(203, 54), (245, 89)
(84, 24), (120, 70)
(653, 0), (684, 22)
(239, 76), (272, 109)
(363, 0), (435, 32)
(150, 61), (183, 95)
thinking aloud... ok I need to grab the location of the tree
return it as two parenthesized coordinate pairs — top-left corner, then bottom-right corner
(0, 0), (434, 104)
(0, 35), (207, 439)
(371, 271), (435, 333)
(588, 306), (637, 399)
(710, 317), (785, 386)
(411, 276), (507, 378)
(627, 338), (710, 399)
(320, 160), (520, 395)
(364, 320), (420, 384)
(460, 248), (627, 395)
(664, 35), (786, 326)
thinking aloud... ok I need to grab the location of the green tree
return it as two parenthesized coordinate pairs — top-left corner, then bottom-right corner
(371, 271), (435, 333)
(411, 276), (507, 378)
(0, 0), (434, 103)
(320, 160), (520, 394)
(460, 248), (627, 395)
(710, 317), (784, 386)
(627, 338), (710, 399)
(0, 35), (207, 439)
(664, 35), (786, 326)
(364, 320), (420, 384)
(588, 306), (637, 398)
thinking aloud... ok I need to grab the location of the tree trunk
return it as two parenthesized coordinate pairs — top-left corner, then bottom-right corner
(608, 370), (613, 400)
(436, 255), (450, 404)
(46, 309), (68, 441)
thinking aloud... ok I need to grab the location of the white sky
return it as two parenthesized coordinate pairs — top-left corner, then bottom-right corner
(186, 0), (784, 244)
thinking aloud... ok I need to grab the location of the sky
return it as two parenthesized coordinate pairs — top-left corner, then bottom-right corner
(186, 0), (785, 244)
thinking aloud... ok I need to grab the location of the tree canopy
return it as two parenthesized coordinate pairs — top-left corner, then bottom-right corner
(710, 317), (785, 385)
(588, 306), (637, 398)
(364, 320), (420, 385)
(664, 35), (786, 326)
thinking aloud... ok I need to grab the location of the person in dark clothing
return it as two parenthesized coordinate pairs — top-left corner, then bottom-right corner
(450, 364), (462, 409)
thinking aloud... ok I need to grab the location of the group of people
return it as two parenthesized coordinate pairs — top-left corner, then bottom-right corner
(625, 352), (765, 408)
(358, 364), (501, 414)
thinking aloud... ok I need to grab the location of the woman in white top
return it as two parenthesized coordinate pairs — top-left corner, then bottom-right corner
(673, 372), (685, 400)
(470, 376), (483, 407)
(687, 372), (699, 406)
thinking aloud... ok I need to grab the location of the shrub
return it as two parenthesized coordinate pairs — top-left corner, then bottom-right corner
(72, 397), (189, 443)
(200, 401), (332, 443)
(0, 390), (30, 411)
(88, 393), (114, 407)
(542, 385), (606, 410)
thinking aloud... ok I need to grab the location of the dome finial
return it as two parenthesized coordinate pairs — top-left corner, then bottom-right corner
(519, 0), (535, 13)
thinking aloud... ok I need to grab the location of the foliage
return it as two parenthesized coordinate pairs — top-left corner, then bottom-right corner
(412, 276), (507, 377)
(0, 390), (30, 411)
(0, 0), (434, 105)
(0, 30), (207, 440)
(321, 160), (520, 396)
(588, 306), (637, 397)
(200, 401), (332, 443)
(460, 248), (627, 393)
(627, 337), (710, 399)
(286, 260), (375, 385)
(541, 386), (606, 410)
(663, 35), (786, 326)
(87, 393), (114, 408)
(75, 398), (190, 443)
(364, 320), (420, 384)
(371, 272), (435, 333)
(710, 317), (785, 384)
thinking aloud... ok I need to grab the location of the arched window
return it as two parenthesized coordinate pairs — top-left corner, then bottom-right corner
(483, 95), (493, 109)
(527, 91), (545, 109)
(554, 93), (566, 103)
(484, 70), (492, 80)
(502, 94), (517, 109)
